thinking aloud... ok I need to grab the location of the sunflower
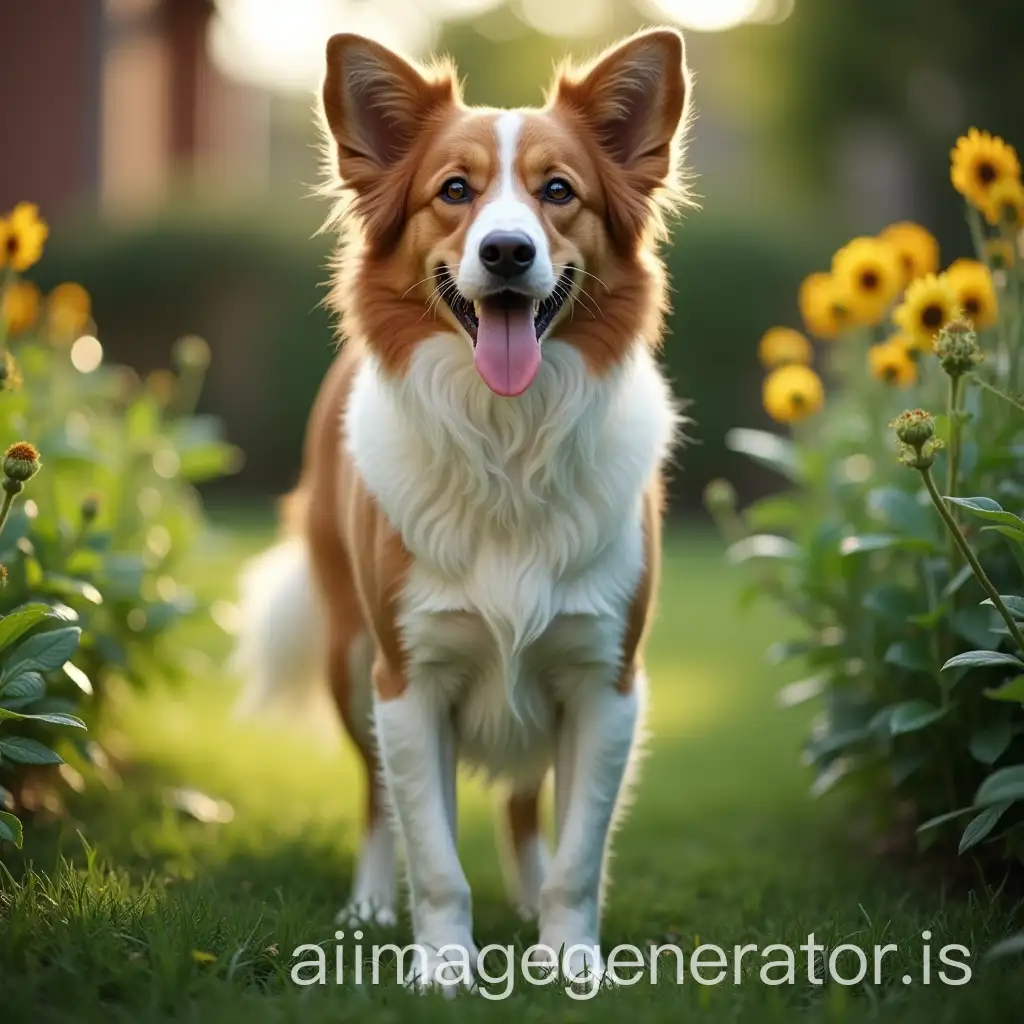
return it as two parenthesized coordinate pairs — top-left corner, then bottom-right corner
(0, 203), (49, 272)
(762, 364), (824, 424)
(798, 272), (854, 339)
(945, 258), (998, 330)
(980, 176), (1024, 229)
(893, 273), (959, 351)
(47, 282), (92, 338)
(985, 238), (1016, 270)
(868, 340), (917, 387)
(950, 129), (1021, 209)
(831, 236), (902, 325)
(879, 222), (940, 285)
(758, 326), (813, 369)
(1, 280), (41, 335)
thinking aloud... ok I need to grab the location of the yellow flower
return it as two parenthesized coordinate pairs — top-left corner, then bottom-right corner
(869, 339), (917, 387)
(758, 326), (813, 369)
(762, 364), (824, 424)
(798, 272), (852, 339)
(950, 129), (1021, 209)
(47, 282), (92, 338)
(0, 203), (49, 272)
(831, 237), (902, 325)
(893, 273), (959, 350)
(879, 222), (940, 284)
(985, 238), (1016, 270)
(2, 280), (41, 335)
(945, 258), (998, 330)
(980, 177), (1024, 229)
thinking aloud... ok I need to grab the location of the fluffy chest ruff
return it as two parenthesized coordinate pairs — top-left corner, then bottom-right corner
(345, 333), (676, 778)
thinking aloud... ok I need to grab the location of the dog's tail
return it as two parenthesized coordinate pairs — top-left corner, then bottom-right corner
(232, 495), (328, 722)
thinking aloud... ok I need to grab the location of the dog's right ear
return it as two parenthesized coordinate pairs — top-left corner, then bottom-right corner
(322, 34), (457, 191)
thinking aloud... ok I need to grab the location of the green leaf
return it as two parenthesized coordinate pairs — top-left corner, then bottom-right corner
(0, 706), (86, 729)
(0, 736), (63, 765)
(885, 640), (932, 674)
(970, 718), (1014, 763)
(981, 595), (1024, 619)
(726, 534), (799, 564)
(866, 486), (933, 536)
(889, 700), (948, 735)
(959, 802), (1011, 853)
(0, 603), (61, 653)
(840, 534), (935, 556)
(946, 496), (1024, 534)
(985, 676), (1024, 703)
(36, 574), (103, 606)
(2, 627), (82, 680)
(0, 672), (45, 705)
(0, 809), (23, 848)
(177, 442), (243, 483)
(742, 494), (803, 532)
(863, 585), (922, 621)
(975, 765), (1024, 805)
(916, 806), (978, 835)
(982, 525), (1024, 550)
(985, 932), (1024, 961)
(942, 650), (1024, 672)
(950, 606), (1001, 650)
(725, 428), (801, 482)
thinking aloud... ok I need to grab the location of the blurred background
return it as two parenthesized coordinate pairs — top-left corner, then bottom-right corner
(4, 0), (1023, 511)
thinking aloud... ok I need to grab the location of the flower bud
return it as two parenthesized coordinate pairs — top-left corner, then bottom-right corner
(704, 478), (737, 516)
(891, 409), (935, 449)
(3, 441), (40, 483)
(80, 494), (100, 524)
(934, 318), (982, 378)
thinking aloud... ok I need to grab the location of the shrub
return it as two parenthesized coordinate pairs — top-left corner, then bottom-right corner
(0, 202), (239, 848)
(709, 131), (1024, 892)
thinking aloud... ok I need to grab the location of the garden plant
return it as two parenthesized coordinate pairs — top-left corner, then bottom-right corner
(0, 202), (239, 850)
(709, 129), (1024, 956)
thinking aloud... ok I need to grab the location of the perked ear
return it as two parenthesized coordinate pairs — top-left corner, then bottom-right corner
(551, 29), (690, 243)
(322, 34), (457, 246)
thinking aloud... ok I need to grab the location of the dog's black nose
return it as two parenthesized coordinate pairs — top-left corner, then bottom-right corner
(479, 231), (536, 278)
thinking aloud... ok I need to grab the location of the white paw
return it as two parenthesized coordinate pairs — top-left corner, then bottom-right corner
(538, 935), (606, 989)
(404, 942), (477, 995)
(335, 900), (397, 928)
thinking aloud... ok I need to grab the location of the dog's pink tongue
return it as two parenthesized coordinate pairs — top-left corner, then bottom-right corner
(474, 295), (539, 397)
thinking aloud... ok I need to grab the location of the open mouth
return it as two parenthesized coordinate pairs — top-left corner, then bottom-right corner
(437, 265), (576, 346)
(436, 265), (575, 397)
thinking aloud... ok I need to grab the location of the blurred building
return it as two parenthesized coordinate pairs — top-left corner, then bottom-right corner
(0, 0), (269, 217)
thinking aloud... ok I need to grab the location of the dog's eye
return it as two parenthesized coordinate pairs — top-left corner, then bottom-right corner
(440, 177), (472, 204)
(541, 178), (574, 204)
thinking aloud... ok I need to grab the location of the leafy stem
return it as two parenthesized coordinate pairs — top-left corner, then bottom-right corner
(0, 480), (21, 537)
(920, 465), (1024, 653)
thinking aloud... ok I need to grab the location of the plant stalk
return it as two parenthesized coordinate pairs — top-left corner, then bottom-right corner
(921, 466), (1024, 653)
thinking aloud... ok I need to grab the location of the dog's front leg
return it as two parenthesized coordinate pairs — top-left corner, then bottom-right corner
(540, 676), (641, 985)
(373, 669), (475, 990)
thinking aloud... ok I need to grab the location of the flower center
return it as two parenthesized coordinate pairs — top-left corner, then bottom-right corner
(883, 365), (898, 382)
(790, 392), (806, 410)
(921, 303), (944, 328)
(4, 235), (17, 257)
(977, 161), (997, 184)
(963, 296), (980, 315)
(860, 269), (880, 291)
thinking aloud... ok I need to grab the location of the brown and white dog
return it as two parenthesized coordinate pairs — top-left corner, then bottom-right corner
(236, 28), (691, 987)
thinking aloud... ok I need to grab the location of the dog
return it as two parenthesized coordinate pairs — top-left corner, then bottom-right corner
(235, 27), (691, 988)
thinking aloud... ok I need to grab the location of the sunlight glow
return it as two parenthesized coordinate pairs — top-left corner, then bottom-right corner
(640, 0), (792, 31)
(210, 0), (438, 93)
(71, 335), (103, 373)
(519, 0), (613, 39)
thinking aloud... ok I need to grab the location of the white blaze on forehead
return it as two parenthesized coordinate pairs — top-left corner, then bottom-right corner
(457, 111), (554, 298)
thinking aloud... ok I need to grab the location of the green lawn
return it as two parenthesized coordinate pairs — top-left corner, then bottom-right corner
(1, 517), (1021, 1022)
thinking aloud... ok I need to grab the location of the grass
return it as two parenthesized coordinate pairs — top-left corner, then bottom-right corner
(1, 515), (1022, 1022)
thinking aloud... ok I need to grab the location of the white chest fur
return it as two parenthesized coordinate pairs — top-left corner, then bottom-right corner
(344, 334), (677, 778)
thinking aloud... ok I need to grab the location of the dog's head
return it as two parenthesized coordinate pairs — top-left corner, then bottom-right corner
(321, 29), (691, 397)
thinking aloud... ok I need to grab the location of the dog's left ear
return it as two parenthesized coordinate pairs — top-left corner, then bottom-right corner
(551, 29), (690, 242)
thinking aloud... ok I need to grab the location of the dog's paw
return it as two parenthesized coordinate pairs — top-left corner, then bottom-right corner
(335, 900), (397, 929)
(537, 935), (606, 990)
(403, 942), (477, 996)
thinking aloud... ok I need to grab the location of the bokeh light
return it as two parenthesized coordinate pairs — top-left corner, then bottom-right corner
(70, 335), (104, 373)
